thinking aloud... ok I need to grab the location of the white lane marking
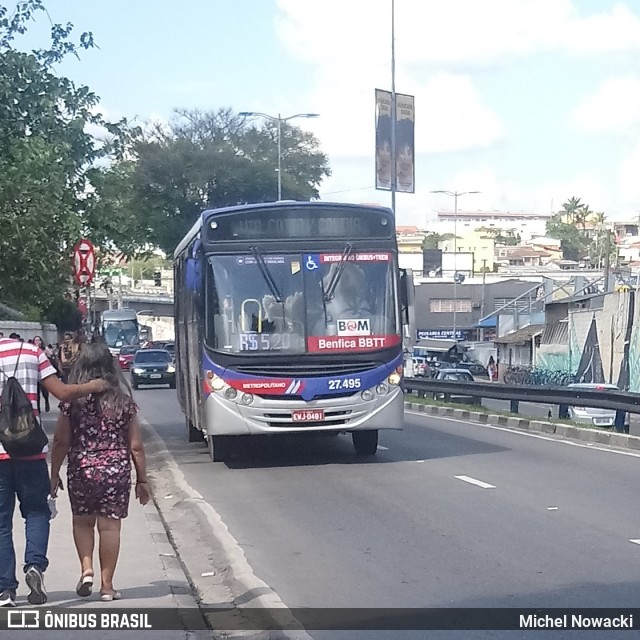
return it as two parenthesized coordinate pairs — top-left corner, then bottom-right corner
(377, 445), (389, 451)
(547, 507), (559, 511)
(629, 539), (640, 545)
(406, 410), (640, 459)
(455, 475), (496, 489)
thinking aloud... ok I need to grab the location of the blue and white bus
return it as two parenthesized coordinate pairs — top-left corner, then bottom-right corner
(101, 308), (140, 356)
(173, 201), (414, 461)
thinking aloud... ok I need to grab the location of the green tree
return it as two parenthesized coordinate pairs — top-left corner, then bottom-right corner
(127, 255), (170, 284)
(128, 108), (331, 256)
(0, 1), (142, 315)
(589, 213), (615, 268)
(547, 196), (610, 261)
(43, 296), (82, 332)
(422, 232), (455, 250)
(560, 196), (583, 224)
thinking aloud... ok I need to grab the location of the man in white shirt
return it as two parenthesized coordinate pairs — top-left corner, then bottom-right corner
(0, 337), (106, 607)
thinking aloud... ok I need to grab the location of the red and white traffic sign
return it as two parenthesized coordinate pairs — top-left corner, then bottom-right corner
(72, 238), (95, 287)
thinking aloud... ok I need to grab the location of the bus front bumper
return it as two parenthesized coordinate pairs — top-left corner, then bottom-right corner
(203, 386), (404, 436)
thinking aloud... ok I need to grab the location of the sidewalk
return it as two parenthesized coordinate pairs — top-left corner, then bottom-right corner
(7, 413), (213, 639)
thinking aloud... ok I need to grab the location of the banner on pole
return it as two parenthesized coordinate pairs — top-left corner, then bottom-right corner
(375, 89), (392, 191)
(395, 93), (415, 193)
(375, 89), (415, 194)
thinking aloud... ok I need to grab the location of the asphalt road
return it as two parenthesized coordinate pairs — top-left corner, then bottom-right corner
(138, 387), (640, 639)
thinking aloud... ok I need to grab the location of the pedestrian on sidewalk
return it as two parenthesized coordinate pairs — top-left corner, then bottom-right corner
(487, 356), (497, 382)
(50, 343), (150, 602)
(58, 332), (80, 383)
(0, 336), (108, 608)
(32, 337), (50, 414)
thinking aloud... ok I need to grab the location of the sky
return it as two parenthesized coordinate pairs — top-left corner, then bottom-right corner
(15, 0), (640, 227)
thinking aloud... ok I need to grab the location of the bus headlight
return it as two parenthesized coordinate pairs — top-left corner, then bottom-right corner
(376, 383), (389, 395)
(241, 393), (254, 405)
(210, 376), (226, 392)
(224, 387), (238, 400)
(388, 373), (401, 386)
(361, 389), (375, 401)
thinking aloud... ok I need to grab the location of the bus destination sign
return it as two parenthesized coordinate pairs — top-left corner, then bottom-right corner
(207, 207), (394, 242)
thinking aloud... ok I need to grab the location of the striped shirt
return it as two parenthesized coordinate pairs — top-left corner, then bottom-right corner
(0, 338), (58, 460)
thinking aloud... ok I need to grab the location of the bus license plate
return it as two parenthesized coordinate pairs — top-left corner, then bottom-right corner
(292, 409), (324, 422)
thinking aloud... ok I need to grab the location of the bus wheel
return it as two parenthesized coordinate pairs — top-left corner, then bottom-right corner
(207, 435), (230, 462)
(352, 430), (378, 456)
(187, 418), (201, 443)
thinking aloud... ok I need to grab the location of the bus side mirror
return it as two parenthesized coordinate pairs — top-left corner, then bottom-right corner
(185, 258), (201, 293)
(185, 238), (204, 294)
(399, 268), (415, 343)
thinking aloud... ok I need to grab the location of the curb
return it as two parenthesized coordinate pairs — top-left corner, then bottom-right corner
(404, 401), (640, 450)
(140, 420), (314, 640)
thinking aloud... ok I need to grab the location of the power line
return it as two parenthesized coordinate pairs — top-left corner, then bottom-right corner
(321, 185), (376, 196)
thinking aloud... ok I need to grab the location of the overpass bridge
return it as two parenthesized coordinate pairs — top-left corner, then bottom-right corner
(92, 292), (174, 318)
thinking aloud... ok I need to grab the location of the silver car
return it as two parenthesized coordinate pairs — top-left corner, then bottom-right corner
(567, 383), (629, 430)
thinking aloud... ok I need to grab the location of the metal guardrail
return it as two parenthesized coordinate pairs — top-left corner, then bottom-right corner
(403, 377), (640, 415)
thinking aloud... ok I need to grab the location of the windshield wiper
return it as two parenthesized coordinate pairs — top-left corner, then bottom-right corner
(250, 246), (283, 303)
(323, 243), (353, 302)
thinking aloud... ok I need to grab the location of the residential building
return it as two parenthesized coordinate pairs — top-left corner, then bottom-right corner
(495, 246), (552, 269)
(614, 220), (640, 241)
(396, 225), (426, 275)
(526, 236), (563, 262)
(438, 230), (495, 273)
(431, 210), (552, 243)
(617, 239), (640, 265)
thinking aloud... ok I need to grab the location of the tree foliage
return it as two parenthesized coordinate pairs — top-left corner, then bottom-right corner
(0, 3), (332, 317)
(0, 1), (141, 315)
(128, 108), (331, 256)
(43, 296), (82, 332)
(547, 196), (611, 263)
(422, 232), (455, 250)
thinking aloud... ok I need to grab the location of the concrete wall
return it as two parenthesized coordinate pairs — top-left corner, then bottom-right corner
(0, 322), (58, 346)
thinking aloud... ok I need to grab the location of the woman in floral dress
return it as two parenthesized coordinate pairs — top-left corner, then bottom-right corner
(50, 343), (149, 601)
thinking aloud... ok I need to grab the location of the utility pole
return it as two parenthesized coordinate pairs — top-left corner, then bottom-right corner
(603, 230), (611, 292)
(390, 0), (397, 215)
(480, 258), (487, 341)
(430, 189), (481, 339)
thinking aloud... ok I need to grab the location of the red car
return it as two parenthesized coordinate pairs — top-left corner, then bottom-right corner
(118, 345), (139, 371)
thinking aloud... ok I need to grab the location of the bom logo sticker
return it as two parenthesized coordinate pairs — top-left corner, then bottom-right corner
(337, 318), (371, 336)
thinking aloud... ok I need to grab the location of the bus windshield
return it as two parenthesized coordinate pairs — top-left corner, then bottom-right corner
(103, 320), (139, 348)
(207, 252), (399, 354)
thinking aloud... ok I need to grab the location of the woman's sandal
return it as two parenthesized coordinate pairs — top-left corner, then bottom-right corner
(76, 573), (93, 597)
(100, 591), (121, 601)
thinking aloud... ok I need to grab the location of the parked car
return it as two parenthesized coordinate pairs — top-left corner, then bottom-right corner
(131, 349), (176, 390)
(567, 383), (629, 431)
(117, 345), (139, 371)
(412, 357), (430, 377)
(432, 369), (481, 405)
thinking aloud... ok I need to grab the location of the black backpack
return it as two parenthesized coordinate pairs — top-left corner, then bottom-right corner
(0, 345), (48, 457)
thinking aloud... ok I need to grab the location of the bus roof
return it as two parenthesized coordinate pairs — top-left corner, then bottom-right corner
(101, 309), (138, 320)
(173, 201), (394, 259)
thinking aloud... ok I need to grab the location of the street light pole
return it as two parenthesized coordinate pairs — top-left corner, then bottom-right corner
(390, 0), (397, 215)
(430, 189), (481, 340)
(239, 111), (320, 200)
(277, 114), (282, 201)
